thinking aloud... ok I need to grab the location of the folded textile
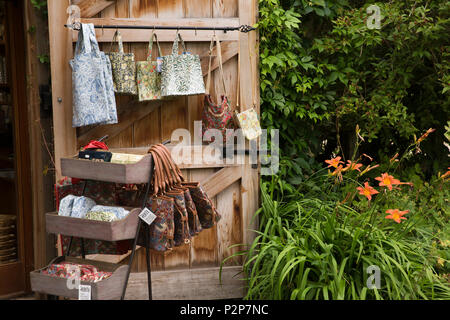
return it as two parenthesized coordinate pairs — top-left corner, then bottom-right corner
(58, 195), (77, 217)
(71, 196), (97, 219)
(85, 211), (118, 222)
(41, 262), (112, 282)
(86, 205), (130, 221)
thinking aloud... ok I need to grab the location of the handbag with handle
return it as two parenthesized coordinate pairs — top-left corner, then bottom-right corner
(152, 144), (221, 229)
(106, 30), (137, 95)
(202, 35), (235, 144)
(160, 32), (205, 97)
(70, 23), (118, 127)
(234, 34), (262, 141)
(136, 32), (163, 101)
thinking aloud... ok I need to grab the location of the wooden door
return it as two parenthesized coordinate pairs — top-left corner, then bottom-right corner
(0, 0), (34, 298)
(47, 0), (259, 299)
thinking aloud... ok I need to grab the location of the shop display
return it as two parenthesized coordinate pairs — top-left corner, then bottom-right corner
(41, 261), (113, 282)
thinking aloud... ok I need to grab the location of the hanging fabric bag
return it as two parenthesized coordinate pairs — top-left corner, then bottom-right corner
(201, 35), (235, 144)
(106, 30), (137, 95)
(160, 31), (205, 97)
(136, 32), (163, 101)
(70, 23), (118, 127)
(234, 34), (262, 141)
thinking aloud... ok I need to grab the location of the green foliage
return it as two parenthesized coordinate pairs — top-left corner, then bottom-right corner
(37, 54), (49, 64)
(31, 0), (47, 16)
(258, 0), (450, 178)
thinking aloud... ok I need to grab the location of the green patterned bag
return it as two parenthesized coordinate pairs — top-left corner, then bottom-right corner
(136, 32), (163, 101)
(161, 32), (205, 97)
(106, 31), (137, 95)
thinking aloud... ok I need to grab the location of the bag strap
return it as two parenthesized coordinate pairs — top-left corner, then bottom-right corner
(75, 23), (100, 56)
(172, 31), (187, 56)
(206, 35), (227, 96)
(110, 30), (124, 53)
(236, 32), (257, 114)
(147, 32), (162, 61)
(157, 144), (185, 183)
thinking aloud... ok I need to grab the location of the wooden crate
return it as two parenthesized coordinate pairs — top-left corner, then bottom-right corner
(61, 154), (152, 184)
(30, 256), (128, 300)
(46, 208), (141, 241)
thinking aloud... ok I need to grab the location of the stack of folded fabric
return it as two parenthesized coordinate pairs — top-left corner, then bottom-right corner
(58, 195), (130, 221)
(41, 262), (112, 282)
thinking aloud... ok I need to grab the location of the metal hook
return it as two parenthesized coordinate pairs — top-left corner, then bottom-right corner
(213, 27), (216, 36)
(195, 27), (197, 37)
(102, 24), (104, 36)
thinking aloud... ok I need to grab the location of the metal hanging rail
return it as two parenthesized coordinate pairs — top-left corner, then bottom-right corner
(65, 22), (256, 33)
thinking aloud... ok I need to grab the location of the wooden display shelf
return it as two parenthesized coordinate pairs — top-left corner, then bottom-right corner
(46, 208), (140, 241)
(61, 153), (153, 184)
(30, 256), (128, 300)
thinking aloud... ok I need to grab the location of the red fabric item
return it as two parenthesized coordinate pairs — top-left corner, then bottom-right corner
(82, 140), (109, 151)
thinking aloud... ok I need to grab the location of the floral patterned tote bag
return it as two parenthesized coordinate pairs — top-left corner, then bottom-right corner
(136, 32), (163, 101)
(106, 30), (137, 95)
(202, 35), (235, 144)
(70, 23), (117, 127)
(161, 32), (205, 97)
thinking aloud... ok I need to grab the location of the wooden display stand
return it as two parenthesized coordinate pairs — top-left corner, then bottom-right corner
(30, 156), (154, 300)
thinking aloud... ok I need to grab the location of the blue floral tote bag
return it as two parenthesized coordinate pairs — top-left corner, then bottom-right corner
(70, 23), (118, 127)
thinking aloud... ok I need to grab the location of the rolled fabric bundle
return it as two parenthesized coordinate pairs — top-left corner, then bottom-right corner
(58, 195), (77, 217)
(71, 196), (96, 219)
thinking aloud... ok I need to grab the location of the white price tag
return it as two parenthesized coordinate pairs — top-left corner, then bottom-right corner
(78, 285), (91, 300)
(139, 208), (156, 225)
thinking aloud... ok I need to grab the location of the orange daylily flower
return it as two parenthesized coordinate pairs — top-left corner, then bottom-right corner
(331, 165), (344, 182)
(440, 168), (450, 180)
(416, 128), (435, 144)
(385, 209), (409, 223)
(375, 173), (401, 191)
(356, 182), (379, 201)
(344, 160), (363, 172)
(325, 156), (344, 169)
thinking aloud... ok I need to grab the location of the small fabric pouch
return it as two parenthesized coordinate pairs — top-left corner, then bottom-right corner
(234, 108), (262, 140)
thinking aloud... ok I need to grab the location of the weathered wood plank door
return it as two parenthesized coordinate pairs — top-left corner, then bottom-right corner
(47, 0), (259, 300)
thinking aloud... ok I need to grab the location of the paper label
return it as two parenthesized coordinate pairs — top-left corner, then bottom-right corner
(78, 285), (91, 300)
(139, 208), (157, 225)
(156, 57), (163, 73)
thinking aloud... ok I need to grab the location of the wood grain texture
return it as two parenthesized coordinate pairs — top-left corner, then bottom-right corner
(76, 18), (241, 42)
(217, 180), (242, 265)
(130, 0), (158, 18)
(77, 101), (160, 147)
(158, 0), (184, 18)
(184, 0), (212, 18)
(201, 166), (242, 198)
(125, 266), (244, 300)
(213, 0), (238, 17)
(76, 0), (116, 18)
(48, 0), (78, 179)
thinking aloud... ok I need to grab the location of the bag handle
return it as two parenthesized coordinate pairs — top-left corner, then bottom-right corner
(109, 30), (124, 54)
(206, 35), (227, 97)
(172, 31), (187, 56)
(147, 32), (163, 61)
(236, 32), (258, 114)
(156, 144), (185, 183)
(75, 23), (100, 56)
